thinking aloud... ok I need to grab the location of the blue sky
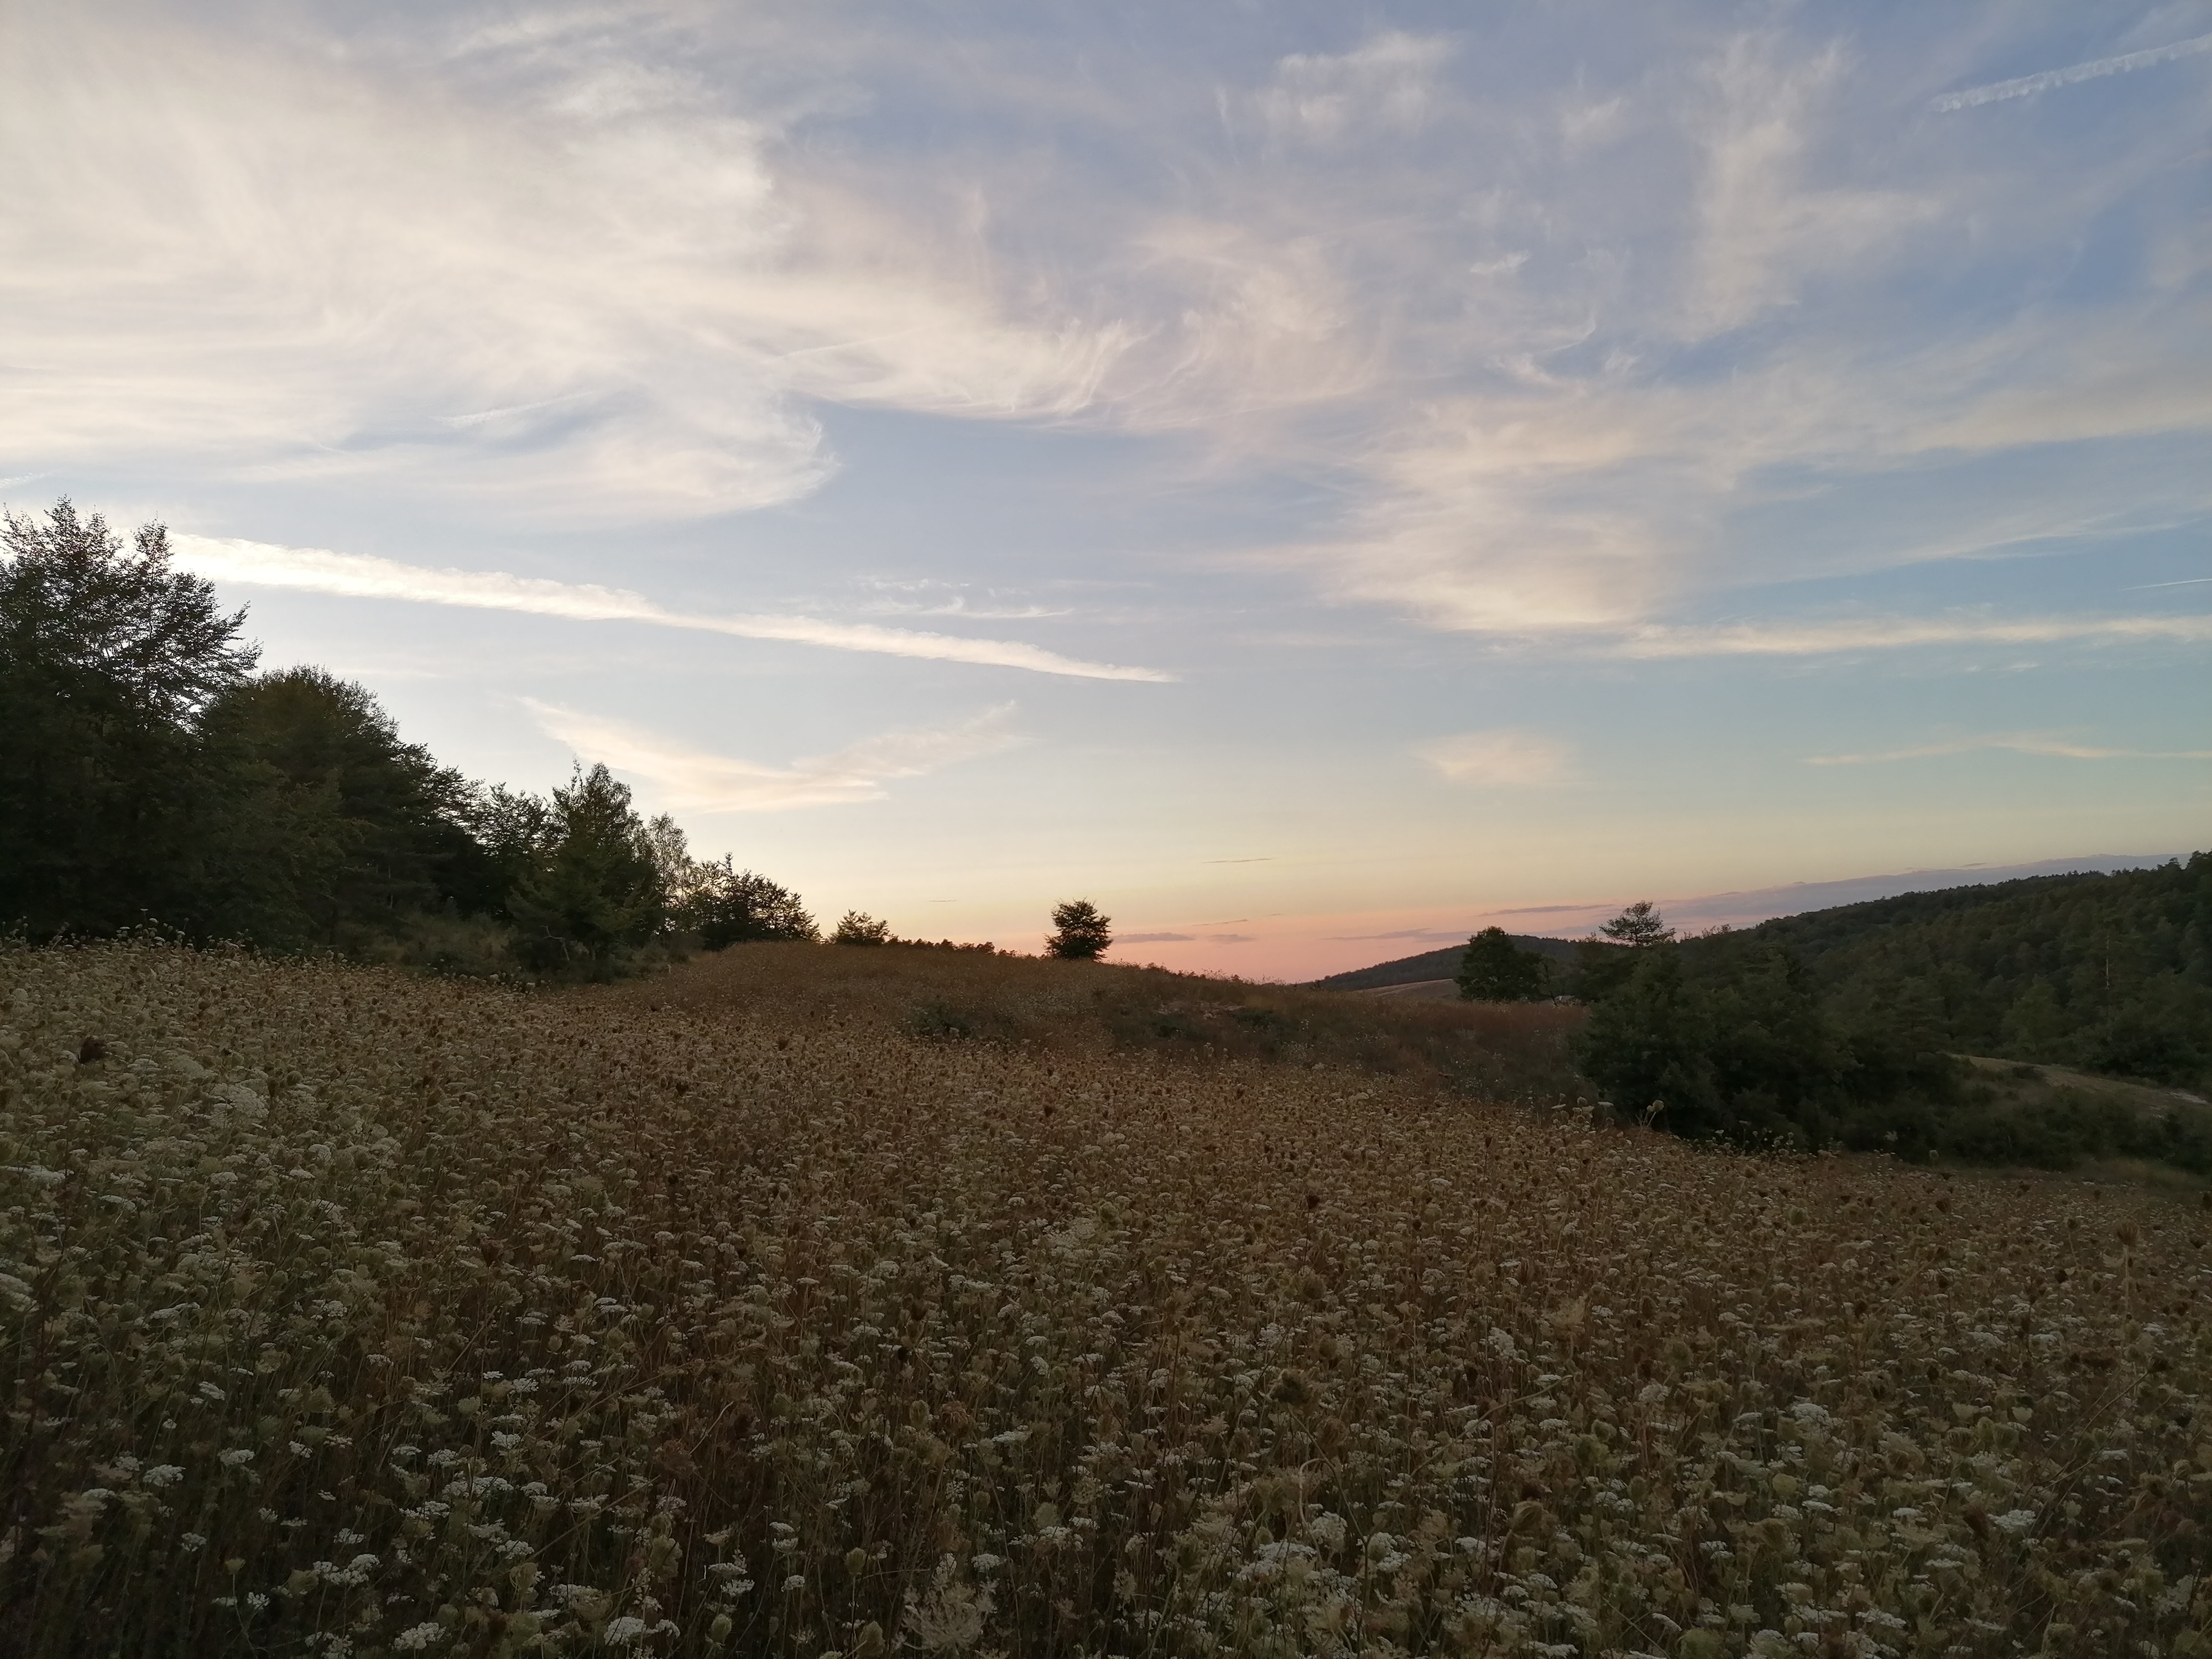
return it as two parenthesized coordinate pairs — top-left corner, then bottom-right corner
(4, 0), (2206, 975)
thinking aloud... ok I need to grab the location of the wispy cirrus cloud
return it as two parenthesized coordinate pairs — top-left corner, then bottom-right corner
(170, 536), (1172, 681)
(524, 701), (1025, 812)
(1416, 730), (1575, 786)
(1805, 732), (2212, 766)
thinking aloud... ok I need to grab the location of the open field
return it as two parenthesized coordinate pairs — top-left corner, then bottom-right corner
(3, 941), (2210, 1658)
(609, 943), (1590, 1108)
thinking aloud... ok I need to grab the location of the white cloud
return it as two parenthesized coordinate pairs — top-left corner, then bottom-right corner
(1805, 732), (2212, 765)
(170, 535), (1173, 681)
(1256, 32), (1456, 146)
(1685, 34), (1936, 335)
(525, 701), (1025, 812)
(1416, 730), (1575, 786)
(3, 3), (2205, 658)
(0, 8), (1139, 522)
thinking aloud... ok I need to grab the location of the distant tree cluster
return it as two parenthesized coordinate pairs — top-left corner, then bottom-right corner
(829, 911), (1008, 953)
(0, 502), (813, 978)
(1568, 862), (2212, 1161)
(1745, 861), (2212, 1088)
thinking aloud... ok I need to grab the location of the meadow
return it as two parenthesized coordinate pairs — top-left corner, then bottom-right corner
(2, 941), (2209, 1658)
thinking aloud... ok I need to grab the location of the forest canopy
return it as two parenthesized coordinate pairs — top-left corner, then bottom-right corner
(0, 500), (809, 977)
(1568, 859), (2212, 1167)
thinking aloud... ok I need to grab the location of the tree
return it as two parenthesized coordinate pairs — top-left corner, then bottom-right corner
(1571, 946), (1720, 1130)
(1601, 900), (1674, 948)
(1046, 899), (1112, 961)
(1571, 901), (1676, 1000)
(676, 858), (817, 950)
(199, 667), (473, 946)
(833, 911), (892, 946)
(505, 764), (668, 971)
(0, 499), (255, 937)
(1456, 926), (1548, 1001)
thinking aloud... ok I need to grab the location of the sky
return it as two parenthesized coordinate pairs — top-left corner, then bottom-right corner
(3, 0), (2208, 979)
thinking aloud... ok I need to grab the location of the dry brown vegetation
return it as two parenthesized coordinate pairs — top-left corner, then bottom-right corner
(3, 940), (2210, 1658)
(616, 943), (1590, 1108)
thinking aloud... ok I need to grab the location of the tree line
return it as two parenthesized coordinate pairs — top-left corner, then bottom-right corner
(1, 502), (819, 976)
(3, 502), (1127, 977)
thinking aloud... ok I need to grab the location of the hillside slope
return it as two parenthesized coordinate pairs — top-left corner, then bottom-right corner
(5, 940), (2210, 1656)
(1310, 932), (1579, 992)
(1698, 852), (2212, 1087)
(609, 939), (1589, 1105)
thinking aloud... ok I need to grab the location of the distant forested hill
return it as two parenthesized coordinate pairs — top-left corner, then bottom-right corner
(1312, 933), (1579, 991)
(1686, 854), (2212, 1087)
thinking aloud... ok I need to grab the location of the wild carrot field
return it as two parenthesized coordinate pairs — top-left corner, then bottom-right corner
(3, 943), (2209, 1658)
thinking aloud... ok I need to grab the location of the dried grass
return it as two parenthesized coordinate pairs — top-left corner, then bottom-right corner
(614, 943), (1589, 1106)
(2, 940), (2208, 1658)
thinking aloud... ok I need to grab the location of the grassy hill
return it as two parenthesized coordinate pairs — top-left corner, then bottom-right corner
(1310, 933), (1580, 993)
(4, 938), (2210, 1656)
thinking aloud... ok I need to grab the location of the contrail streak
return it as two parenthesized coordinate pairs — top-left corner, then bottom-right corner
(1929, 32), (2212, 112)
(1611, 613), (2212, 658)
(1806, 732), (2212, 765)
(171, 536), (1175, 682)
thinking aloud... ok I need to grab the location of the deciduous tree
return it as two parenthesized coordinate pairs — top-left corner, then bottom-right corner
(0, 500), (254, 937)
(1456, 926), (1548, 1001)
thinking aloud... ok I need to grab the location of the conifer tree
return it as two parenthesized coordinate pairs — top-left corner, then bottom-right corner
(1046, 899), (1112, 960)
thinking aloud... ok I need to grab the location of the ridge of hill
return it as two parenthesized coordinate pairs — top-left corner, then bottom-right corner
(1309, 932), (1579, 991)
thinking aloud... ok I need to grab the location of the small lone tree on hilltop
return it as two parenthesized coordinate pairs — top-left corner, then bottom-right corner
(1046, 899), (1112, 961)
(1457, 926), (1549, 1001)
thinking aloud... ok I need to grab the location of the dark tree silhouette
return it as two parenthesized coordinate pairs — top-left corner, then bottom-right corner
(0, 500), (255, 937)
(1455, 926), (1548, 1001)
(1046, 899), (1112, 961)
(1600, 900), (1674, 948)
(833, 911), (892, 945)
(677, 858), (818, 950)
